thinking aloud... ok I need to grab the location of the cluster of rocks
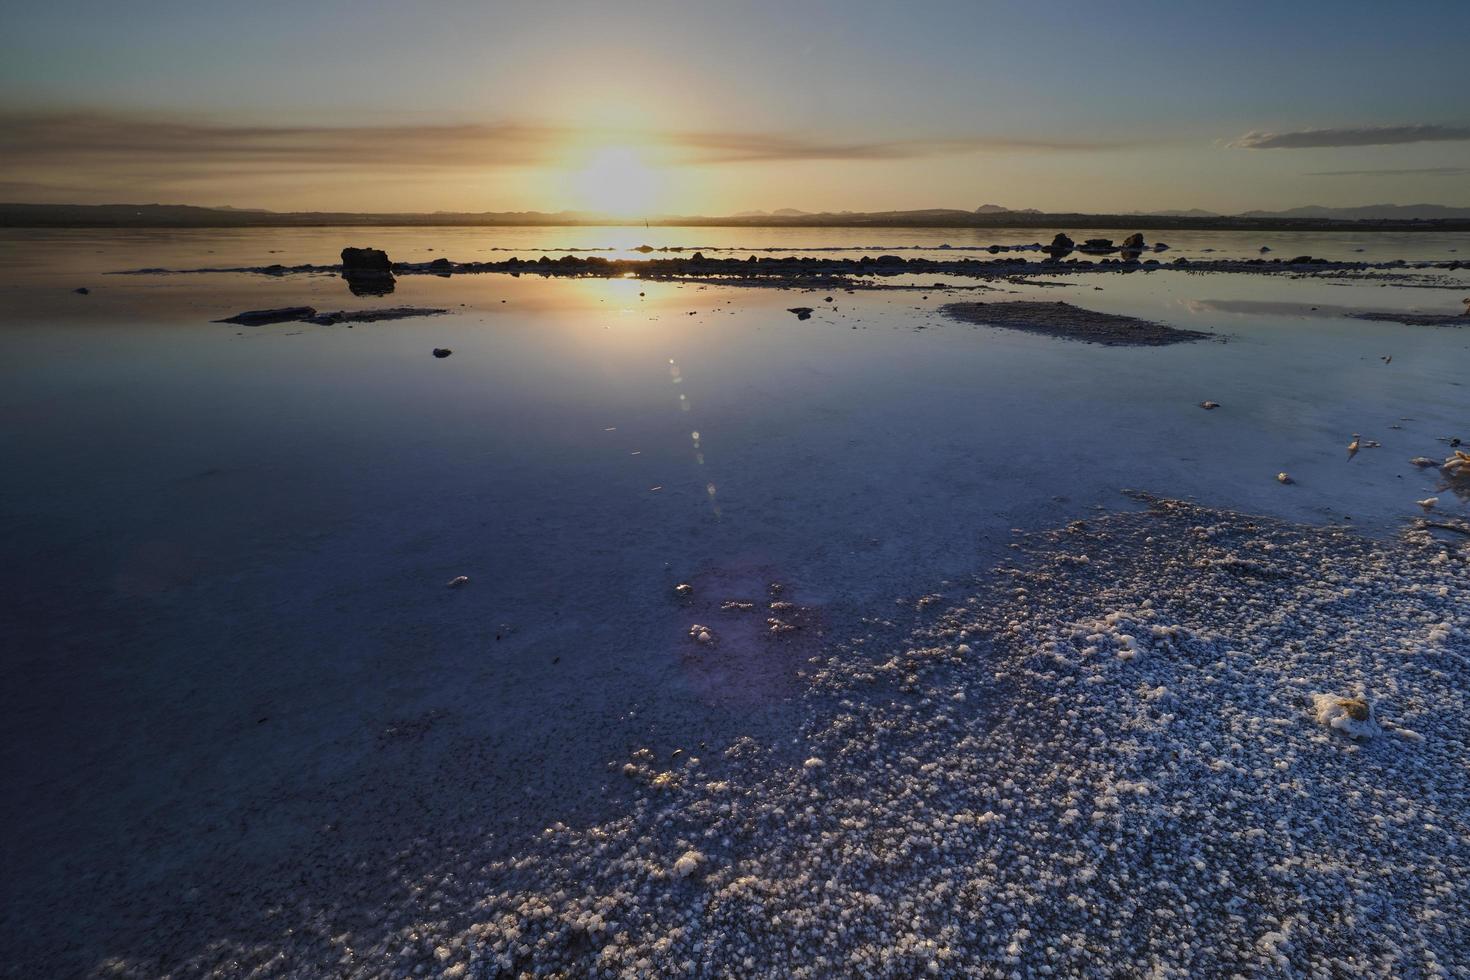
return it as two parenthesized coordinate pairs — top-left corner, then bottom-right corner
(1041, 232), (1169, 259)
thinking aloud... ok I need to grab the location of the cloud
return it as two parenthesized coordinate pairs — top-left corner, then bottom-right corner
(1230, 124), (1470, 149)
(1305, 166), (1470, 177)
(0, 110), (1125, 177)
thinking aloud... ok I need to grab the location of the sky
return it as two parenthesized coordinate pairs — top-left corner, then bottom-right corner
(2, 0), (1468, 215)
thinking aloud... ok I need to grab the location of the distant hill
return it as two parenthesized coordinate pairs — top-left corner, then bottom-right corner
(1239, 203), (1470, 221)
(1127, 209), (1221, 218)
(3, 202), (1468, 231)
(975, 204), (1042, 215)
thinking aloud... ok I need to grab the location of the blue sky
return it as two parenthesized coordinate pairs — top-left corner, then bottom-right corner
(3, 0), (1467, 212)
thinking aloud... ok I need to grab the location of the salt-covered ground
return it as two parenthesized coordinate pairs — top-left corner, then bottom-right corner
(105, 498), (1470, 978)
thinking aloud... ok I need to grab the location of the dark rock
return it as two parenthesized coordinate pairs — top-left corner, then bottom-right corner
(1287, 255), (1316, 264)
(1122, 233), (1145, 249)
(73, 287), (90, 295)
(216, 306), (316, 326)
(428, 257), (452, 271)
(341, 247), (392, 273)
(341, 246), (396, 295)
(787, 307), (815, 320)
(1041, 233), (1076, 256)
(433, 348), (452, 358)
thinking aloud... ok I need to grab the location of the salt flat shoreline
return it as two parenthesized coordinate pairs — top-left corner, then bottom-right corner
(73, 497), (1468, 979)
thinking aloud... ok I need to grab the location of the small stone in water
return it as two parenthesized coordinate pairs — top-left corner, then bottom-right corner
(447, 575), (469, 588)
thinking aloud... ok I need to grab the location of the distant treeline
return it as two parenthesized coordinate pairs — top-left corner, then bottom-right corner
(3, 203), (1469, 232)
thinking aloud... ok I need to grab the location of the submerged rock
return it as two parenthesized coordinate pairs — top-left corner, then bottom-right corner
(216, 306), (317, 326)
(941, 300), (1210, 346)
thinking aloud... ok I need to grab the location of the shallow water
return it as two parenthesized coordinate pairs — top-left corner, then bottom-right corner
(1, 227), (1467, 971)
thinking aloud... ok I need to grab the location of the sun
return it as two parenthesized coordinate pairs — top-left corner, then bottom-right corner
(568, 145), (662, 217)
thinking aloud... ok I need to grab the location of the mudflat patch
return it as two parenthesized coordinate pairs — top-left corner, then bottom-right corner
(942, 300), (1211, 345)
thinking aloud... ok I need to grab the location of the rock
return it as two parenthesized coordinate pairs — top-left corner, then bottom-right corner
(1041, 233), (1075, 256)
(674, 583), (693, 598)
(671, 849), (703, 878)
(1259, 246), (1271, 253)
(341, 247), (392, 273)
(341, 246), (395, 296)
(1122, 233), (1145, 249)
(215, 306), (317, 326)
(73, 287), (90, 295)
(1410, 457), (1437, 467)
(428, 257), (452, 272)
(1277, 472), (1294, 484)
(1200, 401), (1220, 410)
(1443, 450), (1470, 479)
(875, 255), (905, 265)
(432, 348), (452, 358)
(1416, 497), (1438, 511)
(446, 575), (469, 588)
(1311, 693), (1381, 739)
(1286, 255), (1317, 264)
(787, 307), (815, 320)
(1173, 257), (1191, 266)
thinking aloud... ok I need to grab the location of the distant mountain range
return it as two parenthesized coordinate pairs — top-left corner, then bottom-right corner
(2, 202), (1467, 230)
(1238, 203), (1470, 220)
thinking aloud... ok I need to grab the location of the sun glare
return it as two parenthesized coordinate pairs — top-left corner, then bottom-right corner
(568, 145), (662, 217)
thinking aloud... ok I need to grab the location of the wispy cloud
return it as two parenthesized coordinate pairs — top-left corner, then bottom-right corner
(1305, 166), (1470, 177)
(1230, 124), (1470, 149)
(0, 110), (1126, 176)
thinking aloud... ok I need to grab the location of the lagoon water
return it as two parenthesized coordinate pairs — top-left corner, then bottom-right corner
(2, 226), (1467, 972)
